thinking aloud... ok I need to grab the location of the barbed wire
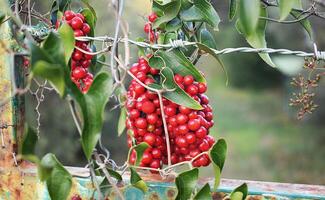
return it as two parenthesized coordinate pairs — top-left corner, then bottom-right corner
(76, 36), (325, 61)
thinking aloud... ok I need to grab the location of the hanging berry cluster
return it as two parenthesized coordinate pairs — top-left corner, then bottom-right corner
(143, 12), (158, 43)
(58, 10), (94, 93)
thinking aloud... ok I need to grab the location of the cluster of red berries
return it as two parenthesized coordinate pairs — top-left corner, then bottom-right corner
(143, 12), (158, 43)
(126, 57), (215, 170)
(58, 10), (94, 93)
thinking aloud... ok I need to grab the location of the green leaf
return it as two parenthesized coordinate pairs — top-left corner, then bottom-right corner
(194, 183), (212, 200)
(73, 73), (112, 160)
(129, 142), (149, 166)
(156, 49), (206, 83)
(118, 107), (127, 136)
(237, 6), (276, 67)
(0, 11), (5, 24)
(32, 61), (65, 97)
(20, 125), (38, 156)
(91, 54), (105, 74)
(58, 23), (75, 65)
(43, 32), (65, 66)
(229, 0), (238, 20)
(149, 56), (165, 69)
(130, 168), (148, 193)
(279, 0), (295, 20)
(230, 183), (248, 200)
(136, 37), (146, 57)
(81, 0), (97, 21)
(150, 68), (203, 110)
(152, 1), (181, 29)
(238, 0), (260, 35)
(165, 17), (182, 32)
(175, 168), (199, 200)
(199, 29), (217, 49)
(81, 8), (96, 37)
(290, 10), (313, 39)
(180, 0), (220, 30)
(106, 169), (123, 181)
(39, 153), (72, 200)
(209, 139), (227, 189)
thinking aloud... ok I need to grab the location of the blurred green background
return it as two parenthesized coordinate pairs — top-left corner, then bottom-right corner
(26, 0), (325, 185)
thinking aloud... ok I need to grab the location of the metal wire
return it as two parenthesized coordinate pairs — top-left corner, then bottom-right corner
(76, 36), (325, 60)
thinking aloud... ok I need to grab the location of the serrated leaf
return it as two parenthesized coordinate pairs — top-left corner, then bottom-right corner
(229, 0), (238, 20)
(81, 8), (96, 37)
(230, 183), (248, 200)
(32, 61), (65, 97)
(209, 139), (227, 189)
(175, 168), (199, 200)
(149, 56), (165, 69)
(156, 49), (206, 83)
(279, 0), (295, 20)
(194, 183), (212, 200)
(39, 153), (72, 200)
(58, 23), (75, 65)
(238, 0), (260, 35)
(152, 1), (181, 29)
(180, 0), (220, 30)
(290, 10), (313, 39)
(118, 107), (126, 136)
(237, 6), (276, 67)
(150, 68), (203, 110)
(130, 167), (148, 193)
(129, 142), (149, 166)
(72, 73), (112, 160)
(20, 125), (38, 156)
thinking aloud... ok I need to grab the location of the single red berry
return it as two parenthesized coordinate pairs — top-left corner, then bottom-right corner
(195, 127), (207, 138)
(145, 78), (155, 85)
(136, 71), (147, 82)
(84, 49), (93, 60)
(176, 113), (188, 125)
(146, 113), (158, 124)
(186, 84), (199, 96)
(142, 101), (155, 114)
(179, 106), (191, 114)
(134, 84), (145, 96)
(64, 10), (75, 21)
(183, 75), (194, 85)
(200, 94), (209, 104)
(168, 116), (178, 127)
(139, 63), (150, 73)
(165, 106), (176, 117)
(150, 159), (161, 169)
(71, 17), (83, 30)
(188, 119), (200, 131)
(81, 59), (91, 68)
(130, 63), (139, 75)
(147, 124), (155, 132)
(176, 136), (188, 148)
(205, 135), (215, 146)
(197, 155), (209, 166)
(74, 29), (84, 37)
(188, 111), (198, 119)
(190, 149), (200, 158)
(75, 13), (85, 22)
(205, 112), (213, 121)
(150, 68), (159, 75)
(143, 133), (156, 146)
(198, 82), (207, 93)
(151, 148), (162, 159)
(174, 74), (183, 83)
(185, 133), (196, 144)
(137, 128), (146, 136)
(171, 153), (178, 164)
(142, 152), (153, 164)
(135, 118), (147, 129)
(178, 124), (189, 135)
(148, 12), (158, 23)
(72, 67), (87, 79)
(82, 23), (91, 35)
(144, 22), (151, 33)
(149, 31), (155, 42)
(129, 109), (140, 119)
(199, 139), (210, 151)
(72, 51), (83, 60)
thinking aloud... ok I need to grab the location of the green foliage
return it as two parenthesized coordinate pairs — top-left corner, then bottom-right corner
(279, 0), (296, 20)
(229, 0), (238, 20)
(193, 183), (212, 200)
(129, 142), (149, 166)
(39, 153), (72, 200)
(81, 8), (96, 37)
(21, 125), (38, 156)
(130, 168), (148, 193)
(291, 11), (313, 39)
(230, 183), (248, 200)
(238, 0), (260, 35)
(72, 73), (112, 160)
(209, 139), (227, 189)
(175, 168), (199, 200)
(58, 23), (75, 65)
(152, 1), (181, 29)
(117, 107), (127, 136)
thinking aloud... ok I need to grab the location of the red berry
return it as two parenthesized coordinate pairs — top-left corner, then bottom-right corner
(165, 106), (176, 117)
(186, 84), (199, 95)
(74, 29), (84, 37)
(188, 119), (200, 131)
(135, 118), (147, 129)
(144, 23), (151, 33)
(150, 68), (159, 75)
(64, 10), (75, 21)
(205, 135), (215, 146)
(130, 63), (139, 74)
(198, 82), (207, 93)
(174, 74), (183, 83)
(72, 67), (87, 79)
(146, 113), (158, 124)
(195, 127), (207, 138)
(142, 101), (155, 114)
(129, 109), (140, 119)
(142, 152), (153, 164)
(168, 116), (178, 127)
(72, 51), (83, 60)
(143, 133), (156, 146)
(185, 133), (196, 144)
(134, 84), (145, 96)
(136, 71), (147, 82)
(178, 124), (189, 135)
(151, 148), (162, 159)
(71, 17), (83, 30)
(71, 194), (82, 200)
(148, 12), (158, 23)
(84, 49), (93, 60)
(199, 139), (210, 151)
(176, 113), (188, 125)
(75, 13), (85, 22)
(150, 159), (161, 169)
(176, 136), (188, 148)
(179, 106), (191, 114)
(81, 59), (91, 68)
(82, 23), (91, 35)
(183, 75), (194, 85)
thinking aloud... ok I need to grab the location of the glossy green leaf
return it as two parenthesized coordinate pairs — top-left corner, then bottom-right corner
(72, 73), (112, 160)
(43, 32), (65, 66)
(130, 142), (149, 166)
(81, 0), (97, 21)
(156, 49), (206, 83)
(107, 169), (123, 181)
(152, 1), (181, 29)
(149, 55), (165, 69)
(237, 6), (275, 67)
(291, 10), (313, 39)
(164, 32), (177, 44)
(180, 0), (220, 30)
(194, 183), (212, 200)
(130, 167), (148, 193)
(58, 23), (75, 65)
(279, 0), (295, 20)
(32, 61), (65, 97)
(81, 8), (96, 37)
(230, 183), (248, 200)
(150, 68), (203, 110)
(238, 0), (260, 35)
(21, 125), (38, 156)
(175, 168), (199, 200)
(199, 29), (217, 49)
(165, 17), (182, 32)
(118, 107), (127, 136)
(0, 11), (5, 24)
(229, 0), (238, 20)
(209, 139), (227, 189)
(39, 153), (72, 200)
